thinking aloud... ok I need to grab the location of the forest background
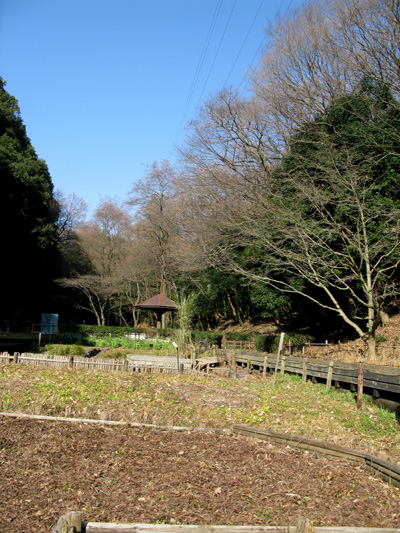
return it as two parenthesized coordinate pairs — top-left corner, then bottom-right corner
(2, 0), (400, 359)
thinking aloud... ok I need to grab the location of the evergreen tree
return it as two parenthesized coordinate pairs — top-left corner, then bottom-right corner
(0, 78), (60, 327)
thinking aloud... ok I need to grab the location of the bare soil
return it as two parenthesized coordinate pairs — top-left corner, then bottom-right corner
(1, 417), (399, 532)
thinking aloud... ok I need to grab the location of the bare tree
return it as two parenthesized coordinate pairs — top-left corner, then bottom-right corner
(216, 89), (400, 358)
(59, 198), (135, 325)
(55, 190), (88, 243)
(128, 160), (179, 297)
(175, 0), (400, 351)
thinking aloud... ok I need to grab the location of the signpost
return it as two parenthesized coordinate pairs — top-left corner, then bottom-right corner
(172, 341), (179, 372)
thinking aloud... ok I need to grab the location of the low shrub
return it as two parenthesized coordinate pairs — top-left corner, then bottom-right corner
(59, 324), (174, 340)
(191, 330), (223, 347)
(44, 344), (87, 356)
(255, 333), (314, 352)
(224, 332), (255, 342)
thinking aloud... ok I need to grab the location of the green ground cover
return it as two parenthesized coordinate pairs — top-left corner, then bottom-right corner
(0, 364), (398, 464)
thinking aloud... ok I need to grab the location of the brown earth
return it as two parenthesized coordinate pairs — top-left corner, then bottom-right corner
(1, 417), (399, 532)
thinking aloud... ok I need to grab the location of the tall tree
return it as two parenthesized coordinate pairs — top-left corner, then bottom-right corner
(218, 85), (400, 357)
(128, 160), (179, 298)
(0, 78), (60, 326)
(59, 198), (134, 325)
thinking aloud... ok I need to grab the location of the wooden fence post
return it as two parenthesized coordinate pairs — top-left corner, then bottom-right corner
(263, 355), (267, 378)
(302, 358), (308, 383)
(67, 511), (82, 532)
(280, 355), (286, 375)
(273, 332), (285, 387)
(222, 334), (226, 349)
(69, 356), (74, 369)
(357, 361), (364, 410)
(52, 511), (82, 533)
(13, 352), (19, 364)
(230, 352), (237, 378)
(326, 360), (334, 391)
(296, 517), (312, 533)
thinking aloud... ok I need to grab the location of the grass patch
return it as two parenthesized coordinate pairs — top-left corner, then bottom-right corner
(0, 365), (398, 464)
(43, 336), (175, 357)
(44, 344), (87, 356)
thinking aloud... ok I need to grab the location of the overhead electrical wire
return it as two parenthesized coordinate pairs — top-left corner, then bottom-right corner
(195, 0), (237, 107)
(172, 0), (224, 148)
(171, 0), (295, 153)
(223, 0), (265, 88)
(238, 0), (295, 94)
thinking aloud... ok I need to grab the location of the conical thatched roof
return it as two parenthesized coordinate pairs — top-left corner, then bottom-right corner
(135, 293), (177, 311)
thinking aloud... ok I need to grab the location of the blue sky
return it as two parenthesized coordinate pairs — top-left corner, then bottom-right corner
(0, 0), (300, 216)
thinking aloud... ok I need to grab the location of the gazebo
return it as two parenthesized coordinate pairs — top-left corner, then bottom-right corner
(135, 293), (178, 329)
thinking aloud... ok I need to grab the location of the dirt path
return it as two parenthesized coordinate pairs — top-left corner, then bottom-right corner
(1, 417), (399, 532)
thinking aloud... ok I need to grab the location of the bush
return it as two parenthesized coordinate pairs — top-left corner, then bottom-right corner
(224, 332), (255, 342)
(255, 333), (314, 352)
(44, 344), (87, 356)
(191, 330), (223, 347)
(255, 335), (279, 352)
(59, 324), (174, 340)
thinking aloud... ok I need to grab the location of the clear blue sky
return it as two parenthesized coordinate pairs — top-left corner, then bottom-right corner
(0, 0), (301, 216)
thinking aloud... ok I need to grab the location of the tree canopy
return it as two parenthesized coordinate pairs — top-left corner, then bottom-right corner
(0, 78), (61, 326)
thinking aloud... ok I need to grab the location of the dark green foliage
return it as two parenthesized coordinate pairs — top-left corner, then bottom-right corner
(249, 283), (293, 321)
(191, 330), (223, 347)
(0, 78), (61, 325)
(224, 332), (255, 341)
(255, 333), (313, 353)
(252, 81), (400, 339)
(183, 269), (253, 329)
(58, 324), (174, 340)
(254, 335), (279, 352)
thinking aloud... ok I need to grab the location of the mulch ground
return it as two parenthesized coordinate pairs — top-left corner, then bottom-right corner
(1, 417), (399, 532)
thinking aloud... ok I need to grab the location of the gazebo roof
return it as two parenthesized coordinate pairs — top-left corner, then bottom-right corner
(135, 293), (177, 311)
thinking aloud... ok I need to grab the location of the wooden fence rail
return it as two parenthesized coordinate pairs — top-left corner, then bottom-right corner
(233, 352), (400, 400)
(221, 338), (400, 366)
(52, 511), (400, 533)
(222, 339), (256, 351)
(232, 425), (400, 488)
(0, 352), (210, 377)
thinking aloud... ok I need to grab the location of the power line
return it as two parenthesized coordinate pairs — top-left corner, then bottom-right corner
(172, 0), (296, 153)
(223, 0), (265, 88)
(172, 0), (224, 148)
(238, 0), (293, 95)
(195, 0), (238, 107)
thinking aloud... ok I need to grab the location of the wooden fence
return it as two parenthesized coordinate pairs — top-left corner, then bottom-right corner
(53, 511), (400, 532)
(232, 352), (400, 399)
(232, 425), (400, 488)
(0, 352), (210, 377)
(295, 340), (400, 365)
(222, 339), (256, 351)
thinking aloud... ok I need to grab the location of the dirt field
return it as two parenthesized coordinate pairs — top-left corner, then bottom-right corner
(1, 416), (399, 532)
